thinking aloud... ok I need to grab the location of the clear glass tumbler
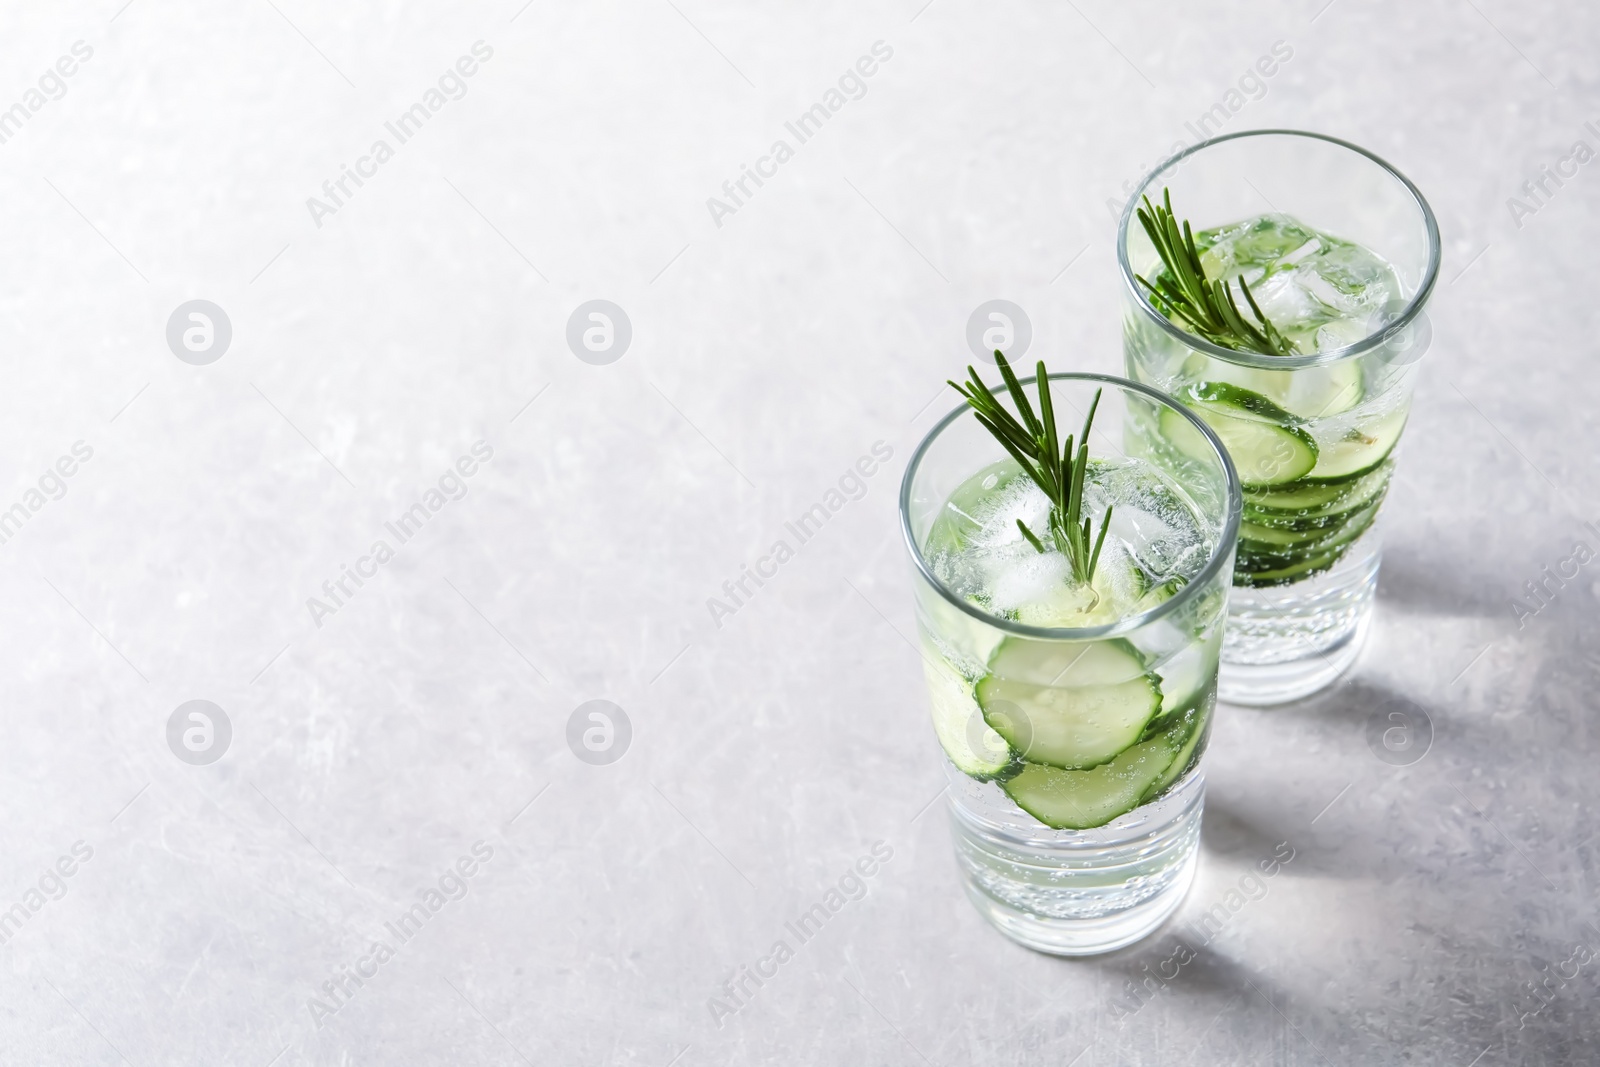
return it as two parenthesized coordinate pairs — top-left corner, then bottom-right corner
(900, 373), (1240, 955)
(1119, 130), (1439, 705)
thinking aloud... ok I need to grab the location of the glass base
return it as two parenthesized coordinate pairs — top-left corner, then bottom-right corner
(947, 772), (1204, 956)
(1219, 534), (1380, 706)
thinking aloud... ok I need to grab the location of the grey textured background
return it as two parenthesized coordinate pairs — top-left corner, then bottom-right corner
(0, 1), (1596, 1064)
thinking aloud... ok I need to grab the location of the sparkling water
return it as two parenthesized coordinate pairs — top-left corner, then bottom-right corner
(916, 454), (1227, 952)
(1193, 213), (1403, 354)
(1126, 212), (1423, 703)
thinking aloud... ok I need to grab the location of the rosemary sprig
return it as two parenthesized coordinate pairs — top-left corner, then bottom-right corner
(948, 354), (1113, 587)
(1133, 187), (1297, 357)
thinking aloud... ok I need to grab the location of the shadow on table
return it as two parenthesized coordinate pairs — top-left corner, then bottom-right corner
(1374, 543), (1507, 620)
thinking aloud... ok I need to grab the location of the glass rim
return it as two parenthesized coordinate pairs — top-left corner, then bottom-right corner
(1116, 128), (1442, 370)
(898, 371), (1242, 642)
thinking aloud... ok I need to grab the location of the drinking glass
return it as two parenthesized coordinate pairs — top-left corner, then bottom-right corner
(1119, 130), (1439, 704)
(901, 373), (1240, 955)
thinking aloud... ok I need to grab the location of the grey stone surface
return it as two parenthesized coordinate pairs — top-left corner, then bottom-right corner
(0, 1), (1595, 1064)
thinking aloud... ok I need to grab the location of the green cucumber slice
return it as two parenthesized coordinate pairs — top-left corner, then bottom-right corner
(1170, 383), (1319, 488)
(986, 636), (1148, 688)
(1246, 462), (1391, 516)
(977, 636), (1161, 770)
(1001, 732), (1183, 830)
(977, 672), (1161, 771)
(1186, 380), (1298, 422)
(1141, 708), (1209, 803)
(1303, 407), (1407, 482)
(1243, 468), (1391, 531)
(1239, 497), (1381, 565)
(1217, 360), (1364, 419)
(1239, 517), (1335, 547)
(1236, 501), (1381, 585)
(1236, 546), (1347, 587)
(923, 657), (1016, 781)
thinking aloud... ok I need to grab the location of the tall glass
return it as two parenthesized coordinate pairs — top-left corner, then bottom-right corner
(1119, 130), (1439, 705)
(901, 373), (1239, 955)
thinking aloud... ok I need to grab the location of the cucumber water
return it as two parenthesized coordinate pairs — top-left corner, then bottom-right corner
(919, 455), (1222, 829)
(1128, 212), (1410, 587)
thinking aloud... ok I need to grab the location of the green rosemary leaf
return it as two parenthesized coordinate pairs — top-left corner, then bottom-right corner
(946, 355), (1113, 587)
(1087, 505), (1113, 579)
(995, 353), (1042, 440)
(1036, 361), (1060, 500)
(1135, 187), (1296, 357)
(1016, 519), (1046, 554)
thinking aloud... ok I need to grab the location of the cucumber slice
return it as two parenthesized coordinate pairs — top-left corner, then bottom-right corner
(1243, 467), (1391, 531)
(986, 636), (1148, 688)
(1141, 708), (1209, 803)
(1239, 517), (1334, 547)
(1239, 497), (1381, 565)
(977, 672), (1161, 771)
(1185, 379), (1298, 421)
(977, 636), (1161, 770)
(1236, 502), (1381, 586)
(1001, 732), (1183, 830)
(923, 657), (1017, 781)
(1246, 462), (1391, 516)
(1237, 546), (1347, 587)
(1193, 361), (1364, 420)
(1170, 383), (1318, 488)
(1304, 407), (1408, 483)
